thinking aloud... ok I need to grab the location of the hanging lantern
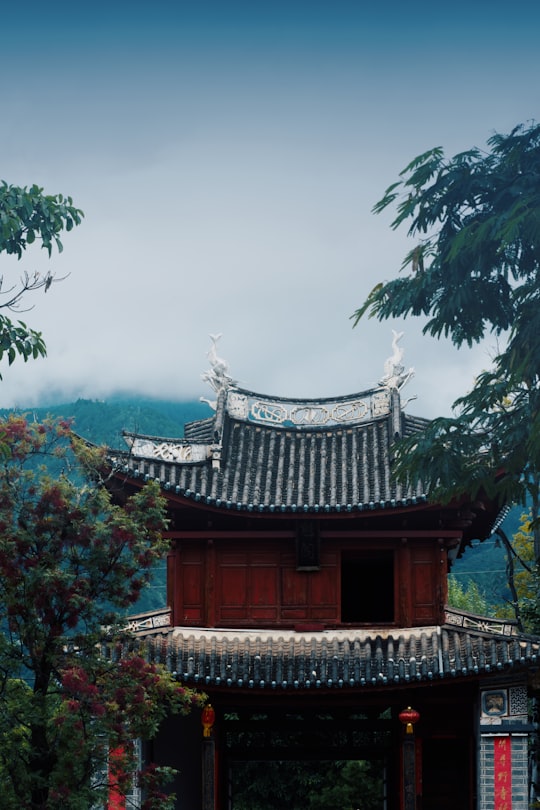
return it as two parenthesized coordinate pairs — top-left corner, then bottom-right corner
(202, 704), (216, 738)
(399, 706), (420, 734)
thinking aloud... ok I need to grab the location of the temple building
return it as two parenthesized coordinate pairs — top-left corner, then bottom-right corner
(110, 335), (539, 810)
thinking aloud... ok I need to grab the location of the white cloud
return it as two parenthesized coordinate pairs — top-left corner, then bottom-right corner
(0, 2), (536, 420)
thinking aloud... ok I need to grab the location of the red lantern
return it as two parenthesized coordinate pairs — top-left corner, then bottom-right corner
(399, 706), (420, 734)
(202, 704), (216, 738)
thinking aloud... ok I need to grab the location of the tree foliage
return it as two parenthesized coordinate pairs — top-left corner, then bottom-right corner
(353, 121), (540, 557)
(447, 576), (493, 616)
(0, 182), (83, 373)
(231, 759), (383, 810)
(507, 512), (540, 634)
(0, 416), (205, 809)
(0, 182), (82, 259)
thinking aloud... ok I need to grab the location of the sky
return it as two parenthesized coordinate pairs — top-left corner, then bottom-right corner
(1, 0), (539, 418)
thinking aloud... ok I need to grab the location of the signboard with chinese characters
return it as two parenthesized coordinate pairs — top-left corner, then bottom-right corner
(494, 736), (512, 810)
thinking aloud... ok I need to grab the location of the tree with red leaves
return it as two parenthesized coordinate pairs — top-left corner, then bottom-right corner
(0, 416), (205, 809)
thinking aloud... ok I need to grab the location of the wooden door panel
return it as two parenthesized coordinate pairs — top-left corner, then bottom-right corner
(251, 567), (278, 606)
(219, 567), (248, 607)
(310, 567), (336, 607)
(411, 547), (437, 625)
(175, 545), (205, 625)
(281, 569), (309, 606)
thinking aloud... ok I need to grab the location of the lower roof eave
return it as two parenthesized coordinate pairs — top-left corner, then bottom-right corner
(117, 622), (540, 692)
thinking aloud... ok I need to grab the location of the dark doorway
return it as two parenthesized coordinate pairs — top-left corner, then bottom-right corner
(229, 758), (386, 809)
(222, 706), (397, 810)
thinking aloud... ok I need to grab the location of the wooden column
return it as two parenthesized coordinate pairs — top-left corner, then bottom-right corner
(202, 705), (216, 810)
(402, 736), (416, 810)
(206, 538), (216, 627)
(202, 739), (215, 810)
(398, 538), (412, 627)
(399, 707), (420, 810)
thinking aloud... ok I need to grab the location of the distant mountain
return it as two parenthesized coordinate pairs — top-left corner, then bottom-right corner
(0, 397), (211, 449)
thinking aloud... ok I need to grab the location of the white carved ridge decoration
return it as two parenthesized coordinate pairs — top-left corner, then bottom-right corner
(227, 392), (249, 419)
(129, 438), (210, 463)
(333, 400), (368, 421)
(233, 391), (391, 429)
(251, 401), (288, 424)
(379, 330), (415, 391)
(200, 334), (237, 409)
(291, 405), (331, 425)
(127, 609), (172, 633)
(445, 608), (519, 637)
(371, 392), (391, 416)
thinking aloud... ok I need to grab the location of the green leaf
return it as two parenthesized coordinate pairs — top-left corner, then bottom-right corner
(350, 283), (384, 326)
(354, 119), (540, 559)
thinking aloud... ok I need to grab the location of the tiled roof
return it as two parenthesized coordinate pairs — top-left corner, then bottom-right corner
(122, 620), (539, 691)
(183, 417), (215, 442)
(113, 384), (431, 514)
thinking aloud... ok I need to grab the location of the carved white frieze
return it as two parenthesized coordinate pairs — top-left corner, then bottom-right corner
(290, 405), (331, 426)
(226, 389), (392, 429)
(444, 607), (519, 637)
(251, 400), (288, 424)
(371, 391), (392, 416)
(128, 437), (210, 463)
(127, 609), (172, 633)
(332, 399), (369, 422)
(227, 392), (249, 419)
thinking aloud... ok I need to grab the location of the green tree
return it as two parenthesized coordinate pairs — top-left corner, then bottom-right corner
(447, 576), (493, 615)
(0, 182), (83, 372)
(308, 760), (383, 810)
(231, 759), (383, 810)
(505, 511), (540, 633)
(0, 416), (205, 809)
(352, 121), (540, 557)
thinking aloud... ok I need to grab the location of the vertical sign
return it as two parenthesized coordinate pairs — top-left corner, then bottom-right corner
(108, 746), (125, 810)
(494, 735), (512, 810)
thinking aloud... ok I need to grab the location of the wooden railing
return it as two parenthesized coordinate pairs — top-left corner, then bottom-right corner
(125, 607), (171, 634)
(444, 606), (519, 637)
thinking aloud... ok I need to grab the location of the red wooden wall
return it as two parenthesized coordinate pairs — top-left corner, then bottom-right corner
(167, 534), (447, 630)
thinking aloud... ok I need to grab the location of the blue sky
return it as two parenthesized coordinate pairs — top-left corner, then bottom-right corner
(1, 1), (539, 416)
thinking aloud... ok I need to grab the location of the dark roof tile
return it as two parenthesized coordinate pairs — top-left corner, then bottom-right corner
(112, 385), (430, 513)
(114, 623), (539, 690)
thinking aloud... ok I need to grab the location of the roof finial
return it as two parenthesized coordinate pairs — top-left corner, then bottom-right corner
(379, 330), (415, 390)
(200, 334), (236, 409)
